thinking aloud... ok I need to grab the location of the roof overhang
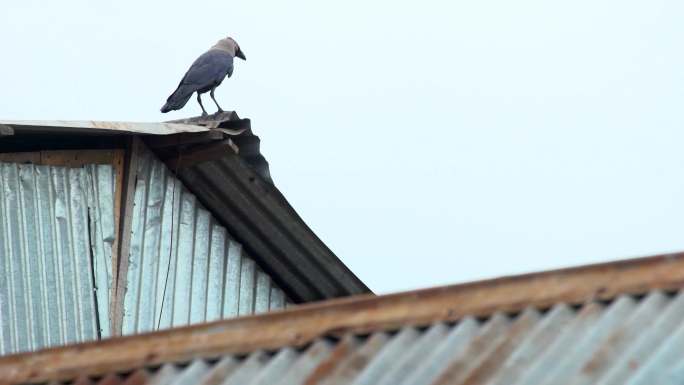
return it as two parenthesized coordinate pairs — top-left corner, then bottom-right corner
(0, 113), (370, 303)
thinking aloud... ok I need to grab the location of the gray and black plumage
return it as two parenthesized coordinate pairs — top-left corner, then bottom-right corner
(161, 37), (246, 115)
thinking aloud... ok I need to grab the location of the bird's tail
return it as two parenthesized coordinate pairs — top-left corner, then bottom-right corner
(160, 85), (194, 113)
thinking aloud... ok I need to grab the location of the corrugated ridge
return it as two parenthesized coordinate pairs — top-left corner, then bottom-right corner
(62, 290), (684, 385)
(0, 163), (114, 355)
(122, 148), (288, 335)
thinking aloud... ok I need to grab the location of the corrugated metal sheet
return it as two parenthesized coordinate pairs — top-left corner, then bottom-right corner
(176, 154), (369, 304)
(2, 113), (371, 305)
(122, 148), (288, 335)
(54, 290), (684, 385)
(0, 120), (209, 136)
(85, 164), (117, 339)
(0, 162), (115, 355)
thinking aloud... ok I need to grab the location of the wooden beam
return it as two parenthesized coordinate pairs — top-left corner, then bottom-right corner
(166, 111), (239, 127)
(162, 139), (238, 171)
(2, 251), (684, 383)
(112, 138), (143, 336)
(0, 149), (122, 167)
(109, 151), (126, 337)
(144, 130), (224, 149)
(0, 151), (40, 163)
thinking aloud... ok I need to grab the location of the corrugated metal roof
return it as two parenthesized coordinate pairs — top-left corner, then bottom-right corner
(122, 148), (289, 335)
(4, 252), (684, 384)
(86, 164), (117, 338)
(0, 112), (371, 303)
(30, 290), (684, 385)
(175, 148), (369, 302)
(149, 114), (369, 301)
(0, 162), (114, 355)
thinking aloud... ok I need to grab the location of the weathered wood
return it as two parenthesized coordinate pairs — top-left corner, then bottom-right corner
(3, 251), (684, 383)
(112, 138), (143, 336)
(0, 152), (40, 163)
(162, 139), (238, 170)
(110, 151), (126, 336)
(166, 111), (239, 128)
(0, 136), (126, 154)
(144, 130), (225, 149)
(0, 149), (122, 167)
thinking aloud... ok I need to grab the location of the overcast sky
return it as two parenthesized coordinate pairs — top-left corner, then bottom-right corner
(2, 0), (683, 294)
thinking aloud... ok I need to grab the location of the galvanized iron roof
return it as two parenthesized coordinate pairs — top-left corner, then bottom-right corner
(22, 292), (684, 385)
(0, 113), (370, 303)
(3, 251), (684, 384)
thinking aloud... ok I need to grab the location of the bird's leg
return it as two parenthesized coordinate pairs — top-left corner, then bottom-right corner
(210, 88), (224, 113)
(197, 93), (208, 116)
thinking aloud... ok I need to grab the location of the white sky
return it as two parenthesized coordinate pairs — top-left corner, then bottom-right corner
(1, 0), (683, 294)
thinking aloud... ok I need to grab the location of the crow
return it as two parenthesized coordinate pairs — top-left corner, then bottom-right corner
(161, 37), (246, 115)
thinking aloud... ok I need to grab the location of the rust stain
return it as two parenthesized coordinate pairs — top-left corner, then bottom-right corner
(461, 311), (540, 385)
(303, 336), (357, 385)
(628, 360), (639, 370)
(120, 369), (149, 385)
(582, 330), (626, 374)
(72, 375), (95, 385)
(431, 315), (510, 385)
(2, 251), (684, 383)
(321, 333), (389, 384)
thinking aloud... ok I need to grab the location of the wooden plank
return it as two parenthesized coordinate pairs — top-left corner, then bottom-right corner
(144, 130), (224, 149)
(112, 138), (143, 337)
(0, 152), (40, 163)
(2, 251), (684, 383)
(110, 150), (126, 336)
(163, 140), (238, 171)
(39, 149), (121, 167)
(0, 149), (121, 167)
(166, 111), (239, 127)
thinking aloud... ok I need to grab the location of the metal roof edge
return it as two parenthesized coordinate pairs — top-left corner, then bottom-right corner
(2, 250), (684, 383)
(0, 119), (209, 135)
(156, 116), (370, 302)
(0, 113), (370, 303)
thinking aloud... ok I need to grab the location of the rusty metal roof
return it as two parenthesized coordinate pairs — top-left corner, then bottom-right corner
(18, 294), (684, 385)
(0, 112), (370, 303)
(3, 251), (684, 384)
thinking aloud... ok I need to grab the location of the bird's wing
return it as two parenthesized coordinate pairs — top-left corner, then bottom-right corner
(178, 50), (234, 89)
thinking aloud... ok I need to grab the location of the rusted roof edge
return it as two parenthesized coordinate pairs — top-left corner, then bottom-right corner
(2, 251), (684, 383)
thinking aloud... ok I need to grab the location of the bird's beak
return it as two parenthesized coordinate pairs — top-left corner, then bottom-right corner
(236, 49), (246, 60)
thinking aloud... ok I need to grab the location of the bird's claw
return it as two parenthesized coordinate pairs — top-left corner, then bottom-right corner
(201, 111), (209, 117)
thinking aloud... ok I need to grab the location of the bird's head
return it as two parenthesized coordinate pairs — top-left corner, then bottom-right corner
(214, 37), (246, 60)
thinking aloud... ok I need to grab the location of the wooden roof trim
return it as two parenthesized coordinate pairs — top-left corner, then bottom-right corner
(2, 251), (684, 383)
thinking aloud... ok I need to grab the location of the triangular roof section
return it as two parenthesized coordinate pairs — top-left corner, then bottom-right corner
(2, 251), (683, 384)
(0, 113), (369, 302)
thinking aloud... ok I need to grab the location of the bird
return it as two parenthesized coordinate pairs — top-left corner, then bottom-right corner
(161, 37), (246, 116)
